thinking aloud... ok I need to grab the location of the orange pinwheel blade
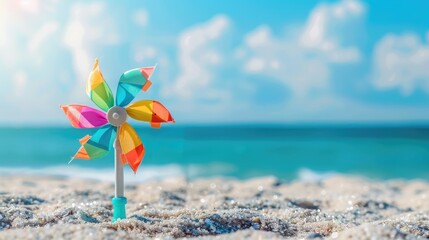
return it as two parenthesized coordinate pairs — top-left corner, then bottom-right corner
(118, 123), (145, 173)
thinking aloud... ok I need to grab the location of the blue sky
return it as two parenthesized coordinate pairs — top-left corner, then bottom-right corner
(1, 0), (429, 124)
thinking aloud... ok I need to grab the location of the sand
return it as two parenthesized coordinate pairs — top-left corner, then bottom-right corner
(0, 175), (428, 239)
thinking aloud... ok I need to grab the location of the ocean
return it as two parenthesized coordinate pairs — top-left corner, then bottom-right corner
(0, 125), (428, 182)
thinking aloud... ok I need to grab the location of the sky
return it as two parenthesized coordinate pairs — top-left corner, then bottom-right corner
(1, 0), (429, 125)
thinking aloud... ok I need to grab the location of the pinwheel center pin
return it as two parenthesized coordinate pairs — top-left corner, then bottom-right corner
(107, 106), (127, 127)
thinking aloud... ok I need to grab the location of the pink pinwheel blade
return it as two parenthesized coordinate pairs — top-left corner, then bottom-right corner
(61, 104), (108, 128)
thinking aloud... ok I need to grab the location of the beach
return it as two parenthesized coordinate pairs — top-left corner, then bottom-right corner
(0, 175), (428, 239)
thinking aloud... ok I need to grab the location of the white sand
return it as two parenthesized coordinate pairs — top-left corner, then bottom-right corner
(0, 175), (428, 239)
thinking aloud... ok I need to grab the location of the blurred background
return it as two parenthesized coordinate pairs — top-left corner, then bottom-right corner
(0, 0), (428, 181)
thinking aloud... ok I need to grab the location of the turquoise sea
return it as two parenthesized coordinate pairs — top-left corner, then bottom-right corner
(0, 125), (428, 181)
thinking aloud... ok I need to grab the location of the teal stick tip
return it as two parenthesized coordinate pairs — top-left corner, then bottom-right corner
(112, 197), (127, 222)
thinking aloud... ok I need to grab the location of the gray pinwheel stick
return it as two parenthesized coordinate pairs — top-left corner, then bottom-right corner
(108, 106), (128, 221)
(114, 136), (124, 197)
(107, 106), (128, 198)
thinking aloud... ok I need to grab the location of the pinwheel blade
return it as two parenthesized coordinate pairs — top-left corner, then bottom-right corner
(116, 67), (155, 107)
(118, 123), (145, 173)
(72, 125), (116, 160)
(60, 104), (108, 128)
(86, 59), (114, 112)
(126, 100), (174, 128)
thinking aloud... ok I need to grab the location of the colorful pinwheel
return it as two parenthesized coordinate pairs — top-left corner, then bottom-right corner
(60, 59), (174, 221)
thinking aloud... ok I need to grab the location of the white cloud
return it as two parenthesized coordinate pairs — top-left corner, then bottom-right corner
(372, 32), (429, 95)
(162, 15), (231, 100)
(300, 0), (364, 63)
(63, 2), (119, 87)
(238, 0), (365, 99)
(133, 9), (148, 27)
(241, 26), (330, 98)
(13, 71), (27, 97)
(160, 0), (368, 122)
(134, 46), (157, 62)
(17, 0), (41, 14)
(0, 3), (6, 48)
(0, 0), (71, 124)
(28, 21), (59, 53)
(0, 0), (56, 50)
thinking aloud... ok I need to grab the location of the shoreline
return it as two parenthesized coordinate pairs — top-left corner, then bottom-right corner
(0, 175), (428, 239)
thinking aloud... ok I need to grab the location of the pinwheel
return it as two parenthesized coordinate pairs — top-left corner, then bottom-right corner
(60, 59), (174, 222)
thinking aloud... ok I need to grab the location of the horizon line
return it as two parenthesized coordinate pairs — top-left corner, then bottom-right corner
(0, 121), (429, 128)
